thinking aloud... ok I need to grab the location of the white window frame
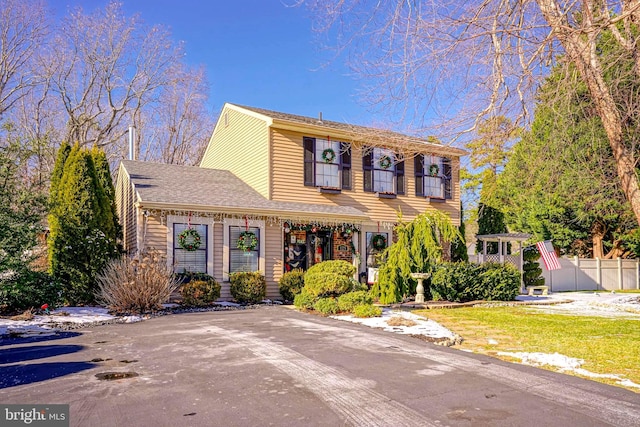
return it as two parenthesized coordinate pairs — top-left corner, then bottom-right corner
(167, 214), (215, 276)
(222, 217), (266, 281)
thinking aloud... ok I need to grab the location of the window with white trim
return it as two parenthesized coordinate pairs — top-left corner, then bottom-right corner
(229, 226), (260, 274)
(173, 223), (208, 273)
(304, 137), (351, 190)
(415, 154), (452, 199)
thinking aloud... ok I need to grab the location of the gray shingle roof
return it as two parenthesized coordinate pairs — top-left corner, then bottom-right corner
(121, 160), (368, 220)
(232, 104), (467, 156)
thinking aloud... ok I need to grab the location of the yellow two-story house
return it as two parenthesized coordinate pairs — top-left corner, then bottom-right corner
(115, 103), (466, 300)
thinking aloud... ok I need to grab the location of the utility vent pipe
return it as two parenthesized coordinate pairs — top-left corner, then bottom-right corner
(128, 126), (136, 160)
(318, 112), (323, 123)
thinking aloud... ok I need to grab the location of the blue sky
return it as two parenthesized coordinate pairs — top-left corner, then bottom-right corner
(53, 0), (372, 126)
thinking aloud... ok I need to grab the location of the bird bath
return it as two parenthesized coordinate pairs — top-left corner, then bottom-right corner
(410, 272), (431, 304)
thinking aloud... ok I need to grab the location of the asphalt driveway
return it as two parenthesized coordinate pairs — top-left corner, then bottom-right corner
(1, 306), (639, 426)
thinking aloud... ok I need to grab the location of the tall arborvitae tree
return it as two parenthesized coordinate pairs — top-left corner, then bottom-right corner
(91, 146), (122, 249)
(373, 211), (461, 304)
(48, 143), (120, 304)
(475, 203), (508, 254)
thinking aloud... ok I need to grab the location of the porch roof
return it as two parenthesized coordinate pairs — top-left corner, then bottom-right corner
(120, 160), (369, 221)
(476, 233), (532, 242)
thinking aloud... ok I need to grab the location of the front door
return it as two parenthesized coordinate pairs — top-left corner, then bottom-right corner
(307, 231), (333, 268)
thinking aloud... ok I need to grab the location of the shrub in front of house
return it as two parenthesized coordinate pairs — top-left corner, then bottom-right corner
(96, 250), (180, 314)
(293, 289), (316, 310)
(278, 269), (305, 301)
(430, 262), (520, 302)
(0, 270), (63, 315)
(430, 262), (481, 302)
(479, 263), (520, 301)
(313, 297), (340, 315)
(352, 303), (382, 318)
(229, 271), (266, 304)
(337, 290), (373, 312)
(303, 260), (356, 298)
(181, 278), (221, 307)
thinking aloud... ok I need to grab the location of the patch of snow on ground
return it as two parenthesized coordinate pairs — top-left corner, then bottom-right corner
(332, 308), (457, 340)
(516, 292), (640, 318)
(498, 351), (640, 389)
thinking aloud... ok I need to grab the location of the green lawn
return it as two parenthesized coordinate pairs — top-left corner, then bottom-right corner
(415, 306), (640, 392)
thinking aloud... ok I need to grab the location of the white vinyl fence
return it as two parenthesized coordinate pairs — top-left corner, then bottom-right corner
(472, 255), (640, 291)
(541, 257), (639, 292)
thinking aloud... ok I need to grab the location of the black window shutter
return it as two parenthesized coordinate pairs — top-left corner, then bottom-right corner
(395, 156), (405, 195)
(443, 157), (452, 199)
(363, 148), (373, 192)
(414, 154), (424, 196)
(341, 142), (351, 190)
(303, 137), (315, 186)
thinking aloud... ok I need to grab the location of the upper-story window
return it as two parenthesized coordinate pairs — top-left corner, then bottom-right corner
(415, 154), (452, 199)
(363, 147), (405, 195)
(304, 137), (351, 190)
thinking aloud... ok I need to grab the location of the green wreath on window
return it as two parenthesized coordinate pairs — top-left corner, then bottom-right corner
(322, 148), (336, 163)
(428, 163), (439, 177)
(372, 234), (387, 251)
(237, 231), (259, 252)
(379, 155), (392, 170)
(178, 228), (202, 251)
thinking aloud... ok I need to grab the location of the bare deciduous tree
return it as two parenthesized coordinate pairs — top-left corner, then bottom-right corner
(303, 0), (640, 226)
(0, 0), (48, 117)
(42, 1), (184, 159)
(138, 64), (214, 165)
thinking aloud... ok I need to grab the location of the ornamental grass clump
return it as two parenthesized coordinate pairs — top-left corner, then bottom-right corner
(96, 250), (180, 314)
(229, 271), (266, 303)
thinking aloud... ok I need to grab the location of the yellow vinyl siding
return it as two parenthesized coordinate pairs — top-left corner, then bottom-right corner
(143, 214), (167, 253)
(115, 166), (138, 254)
(200, 107), (270, 198)
(270, 128), (461, 226)
(265, 223), (284, 299)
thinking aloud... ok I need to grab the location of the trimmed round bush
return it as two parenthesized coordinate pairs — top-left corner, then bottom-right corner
(314, 297), (340, 315)
(337, 291), (373, 313)
(279, 269), (305, 301)
(293, 289), (316, 310)
(479, 263), (520, 301)
(352, 304), (382, 318)
(181, 279), (221, 306)
(306, 259), (356, 278)
(304, 272), (352, 298)
(229, 272), (266, 303)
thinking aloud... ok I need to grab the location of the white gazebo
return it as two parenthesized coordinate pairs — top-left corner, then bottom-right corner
(476, 233), (532, 288)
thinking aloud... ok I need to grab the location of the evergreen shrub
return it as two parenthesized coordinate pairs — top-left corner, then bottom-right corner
(181, 279), (221, 307)
(293, 289), (316, 310)
(352, 304), (382, 318)
(229, 272), (266, 304)
(522, 246), (545, 287)
(430, 262), (520, 302)
(313, 297), (340, 315)
(279, 269), (305, 301)
(303, 260), (355, 298)
(0, 271), (63, 314)
(337, 290), (373, 312)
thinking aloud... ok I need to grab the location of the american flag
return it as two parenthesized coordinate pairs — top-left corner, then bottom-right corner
(536, 241), (561, 271)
